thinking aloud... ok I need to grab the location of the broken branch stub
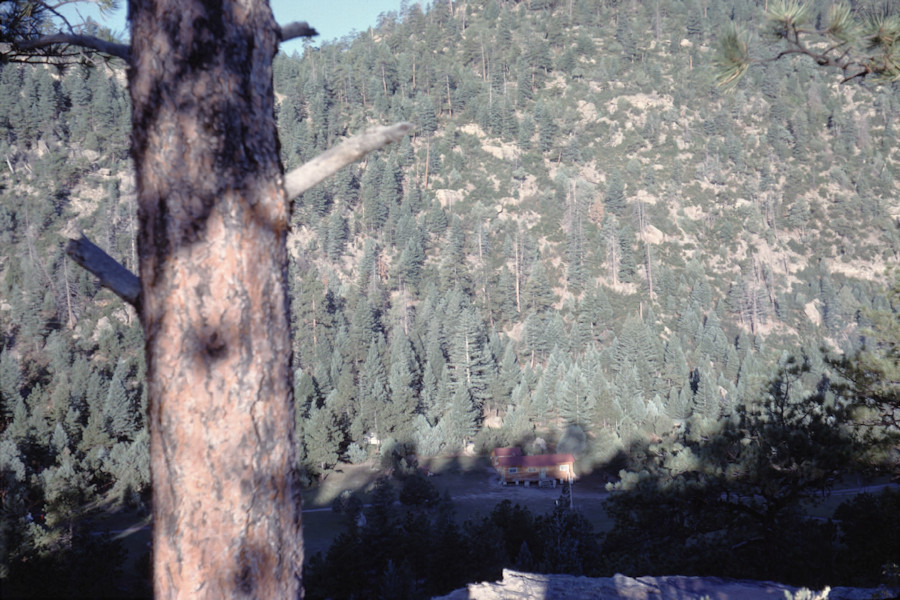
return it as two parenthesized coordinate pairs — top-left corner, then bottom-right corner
(284, 122), (414, 200)
(66, 234), (141, 309)
(64, 123), (411, 310)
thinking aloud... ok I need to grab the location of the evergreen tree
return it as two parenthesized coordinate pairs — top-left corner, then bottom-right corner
(102, 359), (136, 441)
(557, 364), (595, 429)
(416, 92), (438, 136)
(692, 365), (721, 423)
(439, 384), (478, 453)
(615, 10), (638, 62)
(534, 500), (601, 575)
(361, 157), (388, 231)
(521, 312), (551, 367)
(349, 296), (382, 364)
(355, 337), (390, 443)
(420, 352), (442, 424)
(303, 398), (341, 476)
(663, 337), (691, 390)
(604, 169), (626, 216)
(490, 341), (519, 415)
(523, 259), (556, 314)
(381, 151), (403, 200)
(535, 101), (558, 154)
(386, 332), (420, 440)
(447, 305), (496, 412)
(439, 217), (469, 291)
(614, 366), (647, 427)
(396, 233), (426, 293)
(324, 209), (347, 262)
(356, 240), (380, 298)
(0, 347), (23, 418)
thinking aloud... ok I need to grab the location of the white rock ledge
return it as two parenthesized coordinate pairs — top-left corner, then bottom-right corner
(433, 569), (894, 600)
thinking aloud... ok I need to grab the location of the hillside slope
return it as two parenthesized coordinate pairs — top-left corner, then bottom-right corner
(0, 2), (899, 577)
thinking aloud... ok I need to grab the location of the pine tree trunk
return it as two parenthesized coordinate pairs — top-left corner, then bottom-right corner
(129, 1), (303, 597)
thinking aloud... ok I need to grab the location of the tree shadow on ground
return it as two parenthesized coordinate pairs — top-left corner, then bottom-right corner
(599, 358), (899, 590)
(2, 495), (153, 598)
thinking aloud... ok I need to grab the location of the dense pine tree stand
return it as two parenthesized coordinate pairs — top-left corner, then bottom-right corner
(1, 0), (898, 596)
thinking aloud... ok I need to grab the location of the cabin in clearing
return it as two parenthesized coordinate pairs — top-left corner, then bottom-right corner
(491, 447), (575, 487)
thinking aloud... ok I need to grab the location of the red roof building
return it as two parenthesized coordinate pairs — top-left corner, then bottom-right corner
(490, 447), (523, 467)
(491, 448), (575, 487)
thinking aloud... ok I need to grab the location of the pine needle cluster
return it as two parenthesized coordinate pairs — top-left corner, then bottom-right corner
(716, 0), (900, 88)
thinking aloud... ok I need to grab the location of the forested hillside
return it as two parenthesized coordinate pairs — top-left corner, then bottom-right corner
(0, 0), (898, 592)
(273, 0), (899, 471)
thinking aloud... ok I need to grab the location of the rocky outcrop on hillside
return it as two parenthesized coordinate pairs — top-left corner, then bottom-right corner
(434, 569), (893, 600)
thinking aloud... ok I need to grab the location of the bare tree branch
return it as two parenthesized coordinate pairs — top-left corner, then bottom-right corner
(66, 234), (141, 309)
(8, 20), (315, 64)
(64, 121), (412, 309)
(278, 21), (319, 43)
(284, 122), (414, 201)
(11, 33), (131, 61)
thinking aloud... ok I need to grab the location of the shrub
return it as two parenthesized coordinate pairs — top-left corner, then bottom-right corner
(399, 474), (440, 507)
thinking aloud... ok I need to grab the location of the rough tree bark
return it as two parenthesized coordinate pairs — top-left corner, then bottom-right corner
(7, 2), (412, 596)
(128, 0), (301, 597)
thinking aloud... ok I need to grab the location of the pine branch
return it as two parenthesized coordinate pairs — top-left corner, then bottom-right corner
(284, 122), (414, 200)
(278, 21), (319, 42)
(716, 1), (900, 87)
(66, 234), (141, 309)
(11, 33), (131, 61)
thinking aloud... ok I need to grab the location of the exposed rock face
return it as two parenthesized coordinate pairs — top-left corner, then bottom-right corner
(433, 569), (892, 600)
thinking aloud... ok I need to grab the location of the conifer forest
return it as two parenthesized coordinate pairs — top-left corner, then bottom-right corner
(1, 0), (898, 597)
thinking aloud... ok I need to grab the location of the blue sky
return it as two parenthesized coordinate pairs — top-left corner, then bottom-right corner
(62, 0), (407, 54)
(271, 0), (406, 53)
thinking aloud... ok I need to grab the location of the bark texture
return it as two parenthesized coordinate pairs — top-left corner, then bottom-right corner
(128, 0), (302, 597)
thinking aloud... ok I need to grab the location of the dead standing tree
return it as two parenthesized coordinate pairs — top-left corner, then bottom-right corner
(4, 0), (411, 597)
